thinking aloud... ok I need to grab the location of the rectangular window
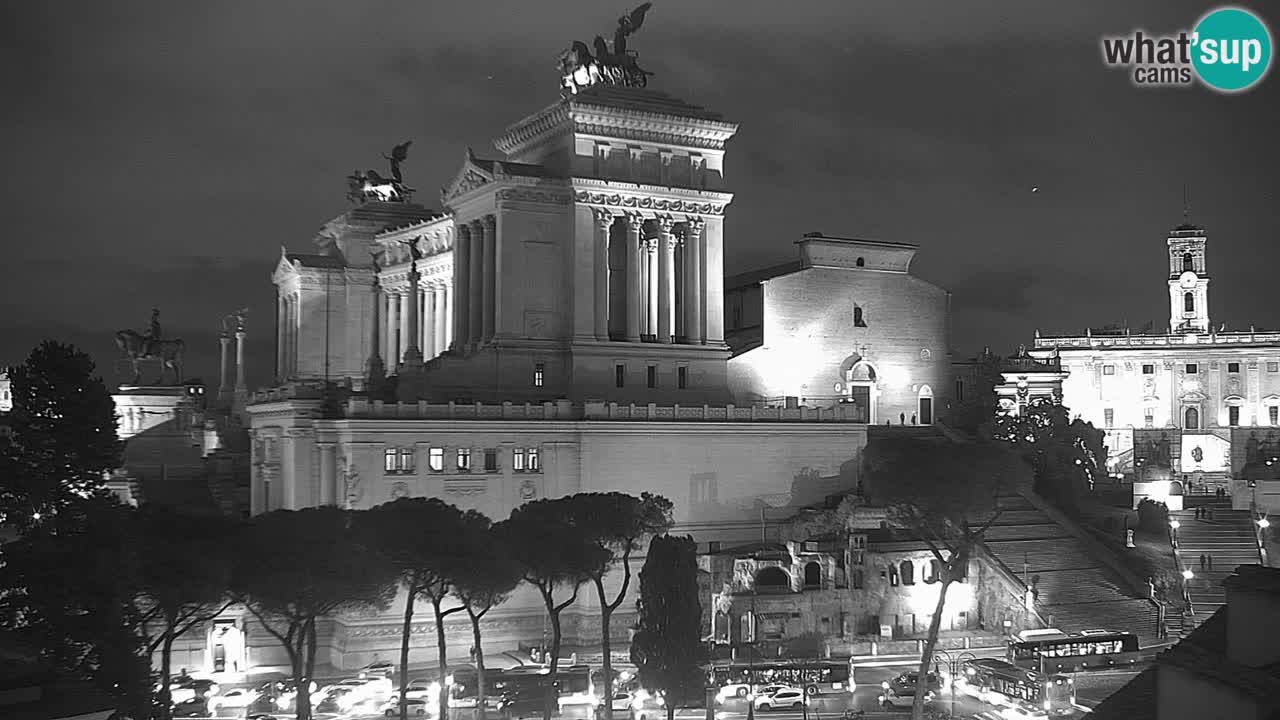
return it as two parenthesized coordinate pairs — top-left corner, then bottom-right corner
(1104, 409), (1114, 427)
(484, 449), (498, 473)
(384, 448), (397, 473)
(1185, 363), (1198, 374)
(955, 378), (964, 403)
(398, 448), (415, 473)
(615, 364), (625, 388)
(1270, 362), (1279, 373)
(647, 365), (657, 389)
(678, 366), (688, 389)
(513, 447), (526, 472)
(1144, 408), (1154, 428)
(528, 446), (541, 472)
(1229, 406), (1240, 427)
(1271, 406), (1278, 425)
(534, 363), (545, 387)
(1228, 362), (1241, 373)
(428, 447), (444, 472)
(456, 448), (471, 472)
(1103, 365), (1115, 376)
(1142, 364), (1155, 375)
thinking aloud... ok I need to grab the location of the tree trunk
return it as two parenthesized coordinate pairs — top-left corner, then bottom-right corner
(910, 577), (953, 720)
(292, 628), (312, 720)
(596, 577), (614, 720)
(543, 594), (564, 720)
(666, 700), (676, 720)
(433, 597), (451, 720)
(469, 608), (488, 720)
(400, 586), (417, 720)
(159, 629), (175, 720)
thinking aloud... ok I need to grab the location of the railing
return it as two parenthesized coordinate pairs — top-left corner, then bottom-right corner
(1035, 330), (1280, 349)
(976, 541), (1051, 631)
(339, 398), (870, 422)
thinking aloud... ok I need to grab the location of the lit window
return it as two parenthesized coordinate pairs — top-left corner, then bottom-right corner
(678, 366), (688, 389)
(385, 448), (397, 473)
(484, 449), (498, 473)
(1104, 409), (1114, 427)
(534, 363), (545, 387)
(1228, 362), (1240, 374)
(1142, 364), (1155, 375)
(615, 364), (625, 388)
(398, 448), (415, 473)
(429, 447), (444, 472)
(513, 447), (526, 472)
(457, 448), (472, 472)
(647, 365), (657, 389)
(1103, 365), (1115, 376)
(528, 447), (540, 472)
(1270, 406), (1278, 425)
(1185, 363), (1198, 374)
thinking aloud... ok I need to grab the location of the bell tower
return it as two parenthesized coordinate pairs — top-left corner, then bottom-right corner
(1167, 222), (1210, 334)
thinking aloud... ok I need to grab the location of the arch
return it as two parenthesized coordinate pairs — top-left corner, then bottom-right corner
(1223, 394), (1246, 406)
(917, 384), (934, 424)
(803, 561), (821, 588)
(1184, 406), (1200, 430)
(856, 257), (865, 267)
(1183, 252), (1194, 272)
(899, 560), (915, 585)
(1168, 480), (1184, 496)
(853, 306), (867, 327)
(1184, 292), (1195, 313)
(848, 362), (877, 382)
(755, 566), (789, 589)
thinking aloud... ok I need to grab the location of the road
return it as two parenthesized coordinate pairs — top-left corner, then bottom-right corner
(174, 664), (1145, 720)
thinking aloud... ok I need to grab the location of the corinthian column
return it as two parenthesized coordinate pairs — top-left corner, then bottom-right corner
(433, 285), (446, 356)
(625, 214), (643, 342)
(684, 218), (704, 345)
(657, 216), (676, 344)
(593, 209), (614, 340)
(219, 332), (231, 397)
(275, 295), (286, 382)
(469, 219), (485, 346)
(453, 225), (471, 351)
(481, 214), (497, 342)
(403, 263), (422, 366)
(645, 239), (658, 338)
(387, 289), (400, 364)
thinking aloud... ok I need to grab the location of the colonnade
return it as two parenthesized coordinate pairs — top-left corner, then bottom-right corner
(452, 215), (498, 351)
(381, 282), (452, 365)
(276, 292), (299, 380)
(594, 210), (707, 344)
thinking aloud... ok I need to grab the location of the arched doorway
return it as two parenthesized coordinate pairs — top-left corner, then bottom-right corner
(755, 566), (789, 589)
(917, 385), (934, 425)
(1184, 406), (1200, 430)
(803, 561), (821, 588)
(843, 359), (878, 424)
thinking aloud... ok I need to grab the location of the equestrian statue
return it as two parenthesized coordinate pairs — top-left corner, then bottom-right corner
(115, 308), (185, 385)
(559, 4), (654, 95)
(347, 141), (414, 204)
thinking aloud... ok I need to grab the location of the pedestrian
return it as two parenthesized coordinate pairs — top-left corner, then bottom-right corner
(1209, 507), (1215, 520)
(1208, 555), (1214, 571)
(911, 413), (917, 424)
(1199, 554), (1206, 570)
(899, 412), (905, 425)
(1195, 506), (1201, 520)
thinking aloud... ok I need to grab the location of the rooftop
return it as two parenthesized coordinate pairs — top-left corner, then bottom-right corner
(286, 252), (347, 269)
(569, 84), (728, 123)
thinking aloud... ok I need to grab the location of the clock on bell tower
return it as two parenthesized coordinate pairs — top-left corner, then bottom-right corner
(1167, 223), (1210, 334)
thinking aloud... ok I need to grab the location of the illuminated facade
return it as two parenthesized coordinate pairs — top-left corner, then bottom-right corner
(725, 234), (952, 425)
(1030, 222), (1280, 511)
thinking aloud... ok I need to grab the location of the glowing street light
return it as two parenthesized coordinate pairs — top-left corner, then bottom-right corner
(1169, 520), (1180, 530)
(1182, 568), (1194, 581)
(1258, 518), (1271, 530)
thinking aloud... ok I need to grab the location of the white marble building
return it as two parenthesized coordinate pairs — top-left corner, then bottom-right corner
(1030, 222), (1280, 512)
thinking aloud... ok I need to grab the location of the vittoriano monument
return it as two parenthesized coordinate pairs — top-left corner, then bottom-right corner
(558, 3), (654, 96)
(115, 307), (186, 385)
(346, 140), (414, 204)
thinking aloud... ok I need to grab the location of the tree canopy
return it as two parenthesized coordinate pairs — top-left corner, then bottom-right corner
(990, 398), (1107, 514)
(630, 534), (705, 720)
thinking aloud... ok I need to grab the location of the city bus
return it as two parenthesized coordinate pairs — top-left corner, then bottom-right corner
(466, 665), (594, 712)
(707, 660), (855, 702)
(953, 658), (1075, 716)
(1007, 628), (1141, 673)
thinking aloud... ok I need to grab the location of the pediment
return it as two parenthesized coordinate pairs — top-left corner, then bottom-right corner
(271, 247), (300, 283)
(1264, 394), (1280, 405)
(1179, 390), (1207, 402)
(440, 149), (494, 204)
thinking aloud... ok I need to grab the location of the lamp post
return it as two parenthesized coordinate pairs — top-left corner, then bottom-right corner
(1169, 519), (1180, 548)
(746, 591), (757, 720)
(1256, 515), (1270, 552)
(931, 649), (977, 718)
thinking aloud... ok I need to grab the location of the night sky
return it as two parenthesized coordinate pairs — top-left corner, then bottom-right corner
(2, 1), (1277, 388)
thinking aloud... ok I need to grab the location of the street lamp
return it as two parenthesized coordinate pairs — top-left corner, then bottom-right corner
(745, 591), (757, 720)
(1169, 519), (1180, 548)
(932, 649), (977, 718)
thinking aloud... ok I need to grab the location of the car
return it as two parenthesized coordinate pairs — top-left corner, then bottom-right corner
(600, 691), (632, 712)
(210, 687), (261, 710)
(170, 678), (221, 704)
(361, 660), (397, 679)
(403, 679), (438, 700)
(757, 685), (792, 698)
(877, 686), (937, 710)
(382, 697), (430, 716)
(754, 689), (808, 710)
(171, 698), (209, 718)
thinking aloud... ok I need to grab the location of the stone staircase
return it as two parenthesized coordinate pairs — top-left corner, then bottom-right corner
(979, 494), (1161, 646)
(1170, 498), (1261, 629)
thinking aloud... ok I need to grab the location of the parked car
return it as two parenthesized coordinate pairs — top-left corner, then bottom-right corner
(171, 698), (209, 718)
(598, 691), (632, 713)
(361, 660), (397, 679)
(754, 688), (808, 710)
(382, 697), (430, 716)
(877, 686), (937, 710)
(210, 687), (261, 711)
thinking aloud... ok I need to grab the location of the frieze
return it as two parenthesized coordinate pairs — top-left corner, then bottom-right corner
(496, 188), (573, 206)
(573, 191), (725, 216)
(445, 478), (487, 496)
(572, 121), (731, 151)
(283, 427), (316, 439)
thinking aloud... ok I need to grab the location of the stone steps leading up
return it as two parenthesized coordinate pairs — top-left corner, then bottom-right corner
(1030, 568), (1131, 605)
(982, 538), (1104, 573)
(983, 523), (1071, 542)
(1169, 506), (1260, 633)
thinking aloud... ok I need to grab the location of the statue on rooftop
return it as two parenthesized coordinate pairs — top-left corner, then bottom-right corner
(383, 141), (412, 184)
(115, 308), (185, 385)
(559, 4), (654, 96)
(347, 141), (414, 204)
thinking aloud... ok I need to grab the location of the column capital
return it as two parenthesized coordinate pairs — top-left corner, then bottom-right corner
(483, 213), (497, 231)
(593, 207), (616, 230)
(625, 213), (645, 232)
(656, 215), (677, 234)
(457, 222), (472, 240)
(685, 216), (706, 234)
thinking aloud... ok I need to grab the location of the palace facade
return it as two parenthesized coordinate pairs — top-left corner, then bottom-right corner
(1028, 222), (1280, 513)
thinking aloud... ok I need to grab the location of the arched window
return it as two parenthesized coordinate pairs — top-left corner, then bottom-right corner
(804, 562), (821, 588)
(1183, 252), (1194, 272)
(926, 559), (940, 583)
(754, 566), (789, 589)
(899, 560), (915, 585)
(853, 306), (867, 328)
(856, 257), (865, 267)
(1185, 407), (1200, 430)
(1184, 292), (1195, 313)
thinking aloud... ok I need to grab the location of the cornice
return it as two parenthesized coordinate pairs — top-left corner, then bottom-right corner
(495, 103), (573, 157)
(571, 178), (732, 217)
(496, 186), (574, 207)
(570, 103), (738, 150)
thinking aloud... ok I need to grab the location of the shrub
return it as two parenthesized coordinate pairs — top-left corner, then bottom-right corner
(1137, 499), (1169, 534)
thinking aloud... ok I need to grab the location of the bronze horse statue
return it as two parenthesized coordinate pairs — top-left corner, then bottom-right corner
(114, 329), (185, 385)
